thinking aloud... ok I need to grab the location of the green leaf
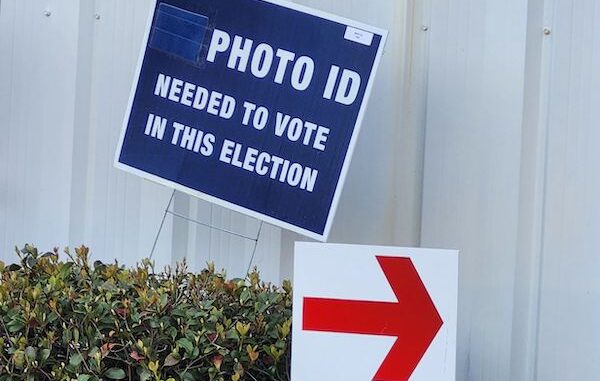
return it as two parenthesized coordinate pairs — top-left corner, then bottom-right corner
(177, 338), (194, 356)
(164, 353), (181, 367)
(105, 368), (127, 380)
(180, 371), (195, 381)
(77, 375), (92, 381)
(138, 369), (152, 381)
(25, 346), (36, 361)
(167, 326), (178, 340)
(26, 256), (37, 269)
(69, 353), (83, 367)
(240, 289), (252, 305)
(6, 318), (25, 333)
(13, 350), (25, 369)
(47, 311), (59, 323)
(7, 264), (21, 271)
(40, 348), (51, 363)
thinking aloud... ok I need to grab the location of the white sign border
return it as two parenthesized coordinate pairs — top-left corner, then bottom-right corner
(113, 0), (389, 242)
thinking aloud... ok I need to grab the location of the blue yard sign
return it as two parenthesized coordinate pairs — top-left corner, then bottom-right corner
(115, 0), (387, 241)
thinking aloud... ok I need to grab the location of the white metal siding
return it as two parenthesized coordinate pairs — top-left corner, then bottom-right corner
(0, 0), (80, 256)
(421, 0), (528, 379)
(535, 1), (600, 379)
(2, 0), (600, 380)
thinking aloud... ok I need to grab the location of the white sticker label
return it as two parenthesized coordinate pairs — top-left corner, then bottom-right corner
(344, 26), (374, 46)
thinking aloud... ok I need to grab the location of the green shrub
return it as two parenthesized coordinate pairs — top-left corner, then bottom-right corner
(0, 245), (292, 381)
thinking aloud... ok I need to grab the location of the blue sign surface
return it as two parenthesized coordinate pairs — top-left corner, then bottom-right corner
(116, 0), (386, 240)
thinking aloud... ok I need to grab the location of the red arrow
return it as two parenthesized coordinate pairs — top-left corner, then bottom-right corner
(303, 256), (443, 381)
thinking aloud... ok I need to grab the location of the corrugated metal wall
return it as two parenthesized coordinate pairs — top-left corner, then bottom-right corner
(1, 0), (599, 379)
(532, 1), (600, 379)
(0, 0), (80, 262)
(422, 0), (528, 379)
(421, 0), (600, 380)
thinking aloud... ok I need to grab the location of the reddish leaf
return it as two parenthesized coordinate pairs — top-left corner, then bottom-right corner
(101, 343), (116, 359)
(212, 355), (223, 370)
(207, 333), (218, 343)
(130, 351), (144, 362)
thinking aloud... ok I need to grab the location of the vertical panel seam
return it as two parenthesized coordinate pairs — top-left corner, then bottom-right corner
(531, 0), (558, 379)
(415, 0), (432, 247)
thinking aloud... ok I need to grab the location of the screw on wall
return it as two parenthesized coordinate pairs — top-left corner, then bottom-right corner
(43, 10), (51, 17)
(94, 13), (101, 20)
(421, 25), (429, 32)
(543, 27), (552, 36)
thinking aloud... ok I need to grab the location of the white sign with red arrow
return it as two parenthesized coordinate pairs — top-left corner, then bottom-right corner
(292, 243), (458, 381)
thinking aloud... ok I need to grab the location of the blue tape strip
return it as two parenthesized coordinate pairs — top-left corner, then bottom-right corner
(158, 3), (206, 24)
(149, 3), (209, 64)
(155, 12), (206, 41)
